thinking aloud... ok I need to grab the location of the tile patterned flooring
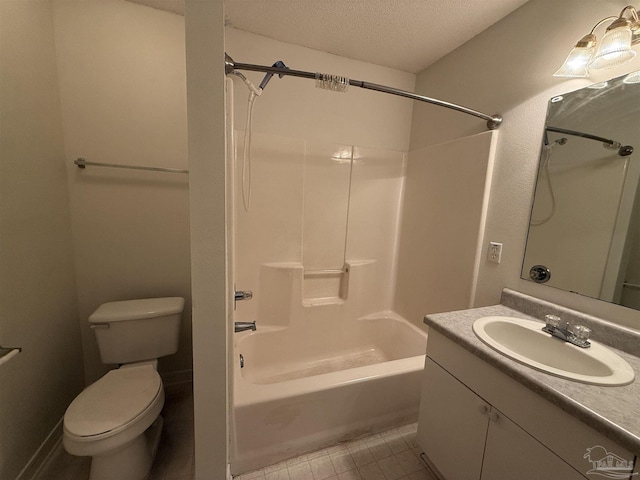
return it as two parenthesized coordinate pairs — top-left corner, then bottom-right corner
(234, 423), (436, 480)
(35, 382), (434, 480)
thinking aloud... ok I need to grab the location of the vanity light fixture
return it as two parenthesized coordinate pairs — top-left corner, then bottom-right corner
(623, 69), (640, 82)
(554, 5), (640, 78)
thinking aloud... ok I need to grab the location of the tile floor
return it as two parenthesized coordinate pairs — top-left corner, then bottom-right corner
(234, 424), (437, 480)
(34, 382), (434, 480)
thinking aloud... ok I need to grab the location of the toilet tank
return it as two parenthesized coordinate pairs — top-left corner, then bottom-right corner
(89, 297), (185, 364)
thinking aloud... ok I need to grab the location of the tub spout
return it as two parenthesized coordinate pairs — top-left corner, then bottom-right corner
(234, 321), (256, 333)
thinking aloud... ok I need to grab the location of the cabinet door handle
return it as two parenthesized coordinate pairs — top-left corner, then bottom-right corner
(478, 405), (489, 415)
(488, 411), (500, 422)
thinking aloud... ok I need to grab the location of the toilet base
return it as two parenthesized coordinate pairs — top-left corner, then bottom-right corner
(89, 415), (164, 480)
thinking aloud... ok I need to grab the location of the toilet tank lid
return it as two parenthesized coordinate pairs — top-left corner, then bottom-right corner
(89, 297), (185, 323)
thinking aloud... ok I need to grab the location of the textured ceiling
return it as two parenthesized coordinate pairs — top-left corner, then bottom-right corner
(127, 0), (530, 73)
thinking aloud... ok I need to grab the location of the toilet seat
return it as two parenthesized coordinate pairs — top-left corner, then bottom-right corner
(64, 365), (162, 439)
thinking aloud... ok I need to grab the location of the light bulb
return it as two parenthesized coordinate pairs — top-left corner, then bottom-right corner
(554, 34), (595, 78)
(590, 22), (636, 69)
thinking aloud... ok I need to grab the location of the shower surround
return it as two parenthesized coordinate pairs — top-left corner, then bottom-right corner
(231, 263), (427, 474)
(227, 29), (498, 476)
(229, 132), (424, 474)
(228, 126), (500, 475)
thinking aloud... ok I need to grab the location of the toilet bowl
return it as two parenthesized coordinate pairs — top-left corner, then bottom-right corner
(63, 297), (184, 480)
(63, 365), (165, 479)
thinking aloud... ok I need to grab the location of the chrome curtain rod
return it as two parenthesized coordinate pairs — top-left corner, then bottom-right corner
(546, 126), (618, 146)
(74, 158), (189, 174)
(225, 54), (503, 130)
(545, 126), (634, 156)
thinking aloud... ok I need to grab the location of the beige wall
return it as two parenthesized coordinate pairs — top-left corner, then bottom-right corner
(52, 0), (192, 383)
(184, 1), (228, 478)
(225, 27), (415, 152)
(411, 0), (640, 330)
(395, 131), (497, 328)
(0, 1), (84, 478)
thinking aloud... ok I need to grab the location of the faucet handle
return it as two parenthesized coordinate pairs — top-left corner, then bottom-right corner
(545, 314), (562, 328)
(571, 324), (592, 341)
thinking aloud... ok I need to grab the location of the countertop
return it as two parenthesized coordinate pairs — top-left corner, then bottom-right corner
(424, 303), (640, 455)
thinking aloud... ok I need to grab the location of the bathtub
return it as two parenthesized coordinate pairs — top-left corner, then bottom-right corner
(230, 313), (428, 475)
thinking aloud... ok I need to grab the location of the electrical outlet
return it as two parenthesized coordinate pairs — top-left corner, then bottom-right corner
(488, 242), (503, 264)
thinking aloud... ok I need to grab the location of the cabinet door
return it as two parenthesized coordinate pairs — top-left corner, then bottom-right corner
(481, 409), (586, 480)
(417, 358), (490, 480)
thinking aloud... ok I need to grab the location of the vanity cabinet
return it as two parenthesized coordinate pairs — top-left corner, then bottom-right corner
(419, 358), (584, 480)
(417, 331), (637, 480)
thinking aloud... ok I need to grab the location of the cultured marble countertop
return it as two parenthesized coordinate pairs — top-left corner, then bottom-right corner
(424, 303), (640, 455)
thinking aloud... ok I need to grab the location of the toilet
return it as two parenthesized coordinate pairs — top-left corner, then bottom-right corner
(63, 297), (185, 480)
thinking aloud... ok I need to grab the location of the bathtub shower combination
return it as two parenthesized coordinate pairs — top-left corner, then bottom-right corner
(231, 263), (428, 474)
(225, 54), (502, 475)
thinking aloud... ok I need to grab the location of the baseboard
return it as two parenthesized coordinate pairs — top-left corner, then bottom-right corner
(15, 418), (63, 480)
(161, 368), (193, 386)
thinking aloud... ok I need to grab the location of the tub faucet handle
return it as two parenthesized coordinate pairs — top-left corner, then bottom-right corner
(235, 290), (253, 301)
(234, 289), (253, 309)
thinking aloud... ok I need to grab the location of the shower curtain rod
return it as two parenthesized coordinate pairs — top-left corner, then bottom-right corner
(546, 126), (619, 146)
(546, 126), (634, 156)
(225, 54), (503, 131)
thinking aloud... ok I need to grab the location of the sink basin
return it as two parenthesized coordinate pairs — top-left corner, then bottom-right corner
(472, 316), (635, 386)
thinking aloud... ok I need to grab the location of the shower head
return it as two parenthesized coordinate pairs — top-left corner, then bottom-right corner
(258, 61), (288, 90)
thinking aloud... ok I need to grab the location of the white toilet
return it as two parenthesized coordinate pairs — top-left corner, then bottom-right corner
(63, 297), (185, 480)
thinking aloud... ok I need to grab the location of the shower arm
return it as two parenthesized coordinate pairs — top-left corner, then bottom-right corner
(225, 54), (502, 130)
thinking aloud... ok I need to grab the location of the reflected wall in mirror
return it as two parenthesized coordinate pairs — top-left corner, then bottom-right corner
(522, 71), (640, 311)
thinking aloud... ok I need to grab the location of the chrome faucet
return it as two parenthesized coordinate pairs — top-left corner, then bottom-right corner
(233, 289), (253, 310)
(542, 314), (591, 348)
(234, 321), (256, 333)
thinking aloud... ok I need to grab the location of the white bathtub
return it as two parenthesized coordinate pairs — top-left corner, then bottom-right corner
(230, 313), (428, 475)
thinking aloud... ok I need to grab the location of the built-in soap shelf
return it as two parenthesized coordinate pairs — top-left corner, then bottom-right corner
(303, 264), (350, 305)
(303, 267), (349, 277)
(256, 260), (379, 325)
(302, 297), (346, 307)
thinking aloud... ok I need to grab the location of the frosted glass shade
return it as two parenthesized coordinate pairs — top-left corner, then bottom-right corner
(553, 45), (595, 77)
(590, 26), (637, 69)
(623, 70), (640, 84)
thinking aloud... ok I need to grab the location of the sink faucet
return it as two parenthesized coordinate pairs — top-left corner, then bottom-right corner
(542, 315), (591, 348)
(234, 321), (256, 333)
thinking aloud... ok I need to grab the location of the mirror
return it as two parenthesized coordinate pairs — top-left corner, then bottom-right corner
(522, 71), (640, 311)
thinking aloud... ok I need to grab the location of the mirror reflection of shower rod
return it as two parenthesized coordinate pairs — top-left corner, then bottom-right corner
(224, 54), (503, 131)
(546, 126), (634, 156)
